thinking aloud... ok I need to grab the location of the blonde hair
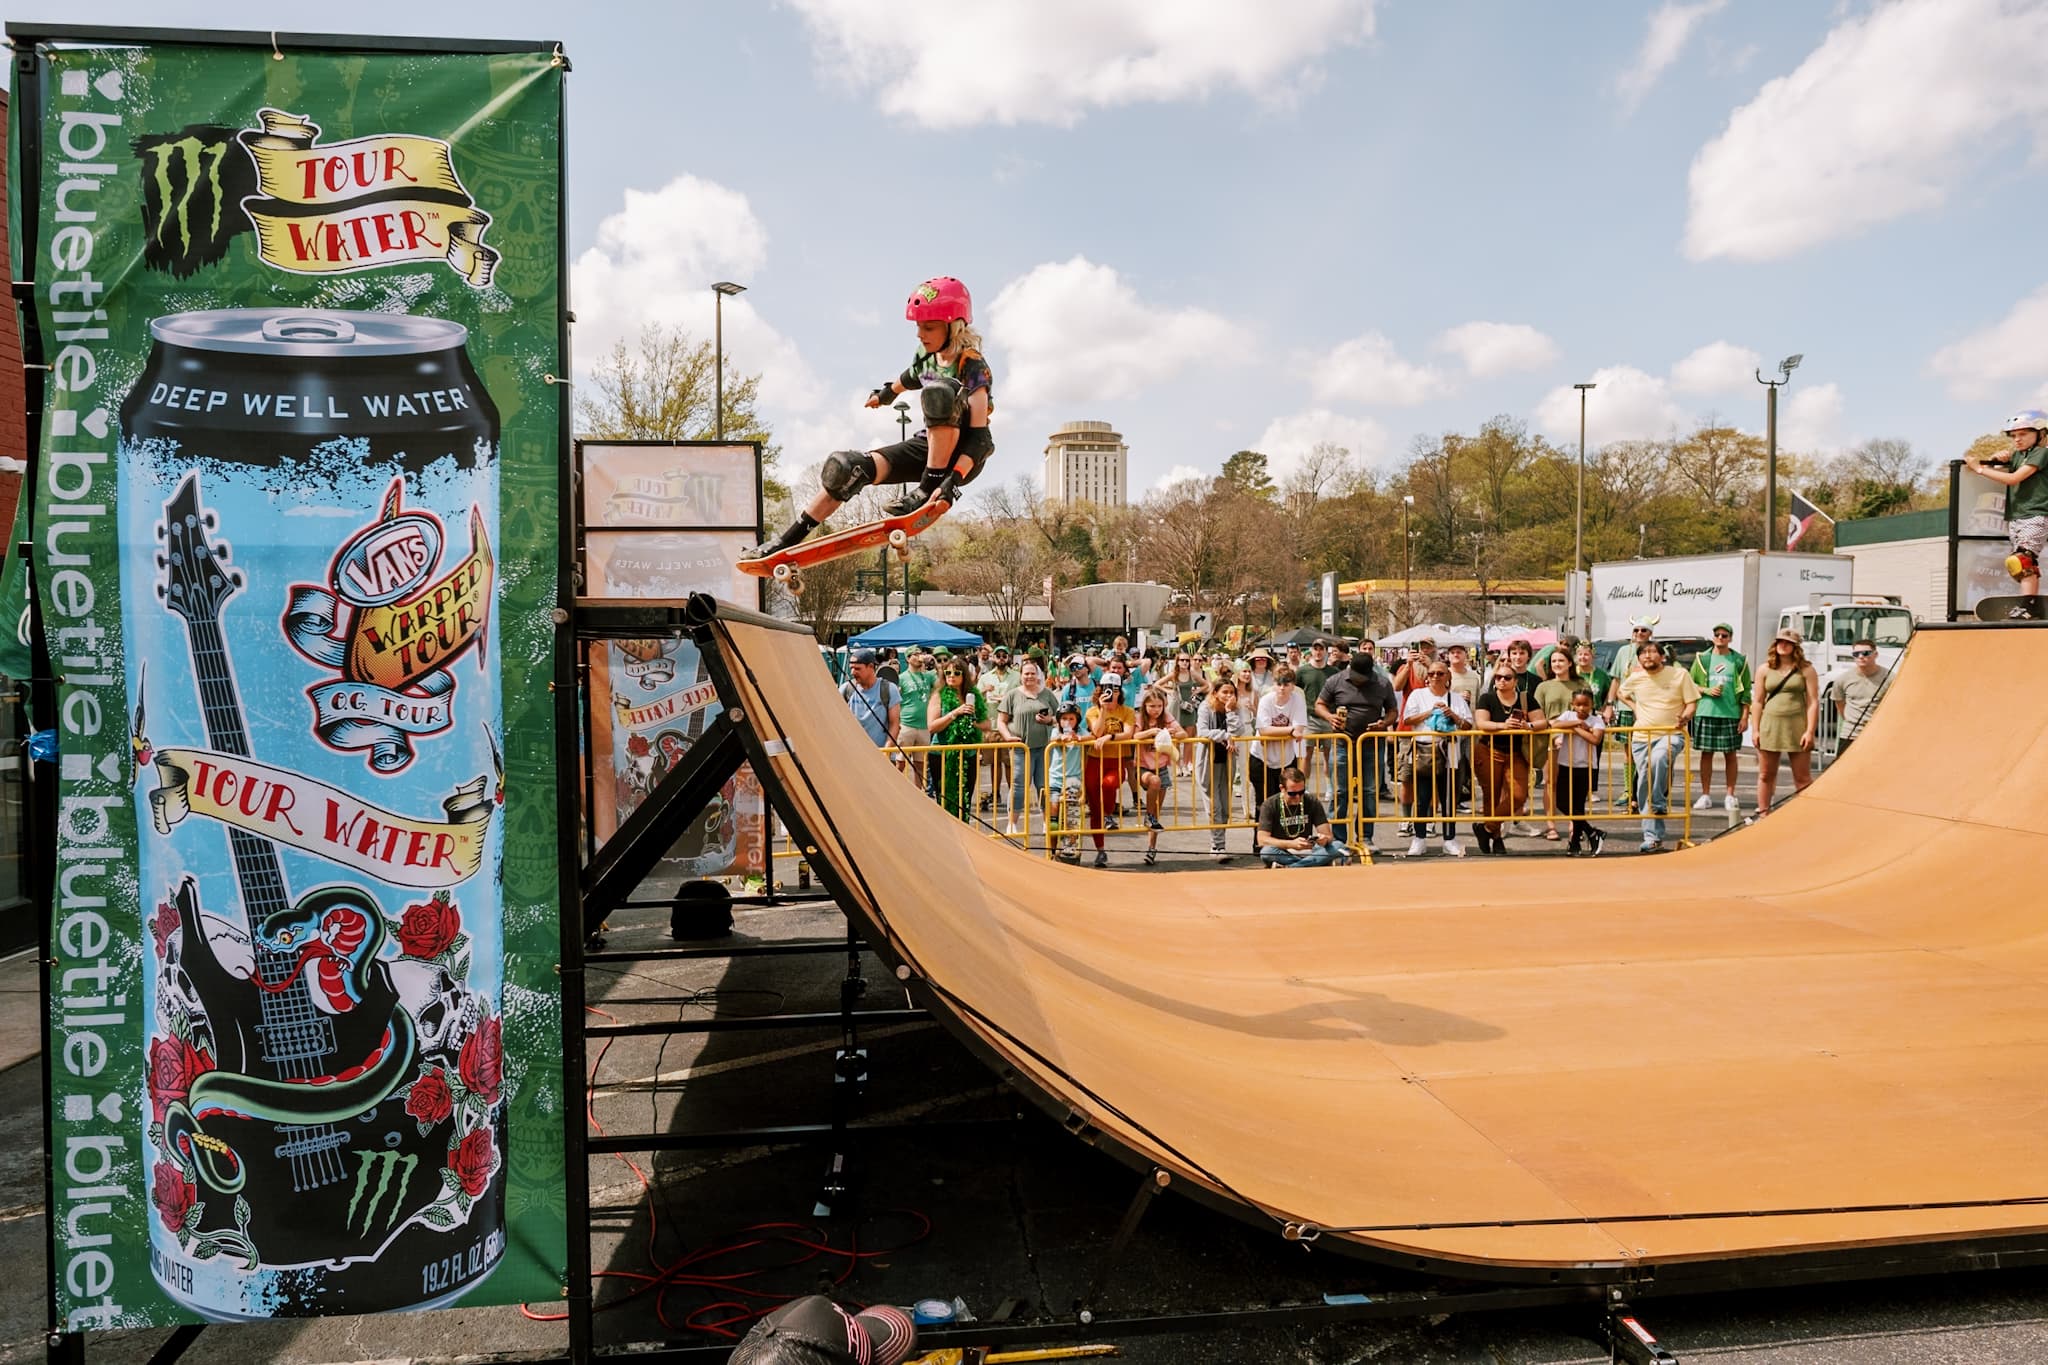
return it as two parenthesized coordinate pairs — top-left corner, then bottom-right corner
(946, 319), (983, 356)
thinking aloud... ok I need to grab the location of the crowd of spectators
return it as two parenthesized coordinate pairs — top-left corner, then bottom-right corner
(835, 623), (1886, 869)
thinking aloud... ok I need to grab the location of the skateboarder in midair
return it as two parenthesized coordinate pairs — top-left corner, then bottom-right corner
(747, 275), (994, 560)
(1966, 409), (2048, 607)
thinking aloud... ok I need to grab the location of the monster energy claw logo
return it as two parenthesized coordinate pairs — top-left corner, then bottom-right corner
(133, 125), (259, 277)
(347, 1149), (419, 1235)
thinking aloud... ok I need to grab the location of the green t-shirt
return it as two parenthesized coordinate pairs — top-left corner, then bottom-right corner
(1001, 685), (1058, 748)
(1688, 649), (1752, 721)
(1533, 677), (1580, 719)
(1294, 664), (1329, 727)
(2012, 445), (2048, 521)
(898, 666), (936, 730)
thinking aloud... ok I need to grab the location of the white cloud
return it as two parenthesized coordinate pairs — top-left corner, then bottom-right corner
(1312, 332), (1451, 405)
(987, 257), (1244, 408)
(1616, 0), (1728, 111)
(1534, 366), (1687, 446)
(785, 0), (1378, 128)
(1155, 464), (1208, 491)
(1685, 0), (2048, 261)
(1433, 321), (1560, 378)
(1929, 284), (2048, 401)
(1253, 409), (1392, 483)
(1781, 382), (1847, 454)
(570, 174), (862, 457)
(1669, 341), (1762, 394)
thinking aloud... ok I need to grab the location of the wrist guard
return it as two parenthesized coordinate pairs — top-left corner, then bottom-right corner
(871, 386), (895, 407)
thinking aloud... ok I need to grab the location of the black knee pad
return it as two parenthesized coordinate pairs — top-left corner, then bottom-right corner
(919, 375), (965, 428)
(820, 449), (874, 501)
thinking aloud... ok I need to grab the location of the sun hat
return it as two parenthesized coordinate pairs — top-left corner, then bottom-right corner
(727, 1295), (918, 1365)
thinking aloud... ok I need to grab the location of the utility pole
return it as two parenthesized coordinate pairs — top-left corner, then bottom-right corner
(712, 281), (747, 440)
(1402, 494), (1415, 629)
(1573, 381), (1596, 574)
(1755, 353), (1803, 550)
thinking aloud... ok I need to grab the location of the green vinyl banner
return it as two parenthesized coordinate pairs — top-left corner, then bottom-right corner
(19, 35), (568, 1326)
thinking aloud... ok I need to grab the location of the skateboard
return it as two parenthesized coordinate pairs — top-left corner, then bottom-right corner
(738, 496), (951, 594)
(1976, 594), (2048, 622)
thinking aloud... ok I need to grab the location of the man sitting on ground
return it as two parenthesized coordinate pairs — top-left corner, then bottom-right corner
(1256, 764), (1352, 868)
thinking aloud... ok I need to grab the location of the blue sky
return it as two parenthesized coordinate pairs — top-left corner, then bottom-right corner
(10, 0), (2047, 493)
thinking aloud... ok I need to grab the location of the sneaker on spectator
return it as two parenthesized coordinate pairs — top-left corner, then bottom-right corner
(1639, 839), (1663, 855)
(1144, 813), (1162, 831)
(1093, 850), (1109, 868)
(1104, 815), (1120, 830)
(1443, 838), (1466, 858)
(1692, 793), (1714, 810)
(1406, 837), (1427, 858)
(1004, 820), (1019, 836)
(1398, 823), (1414, 836)
(1723, 794), (1740, 812)
(1588, 829), (1606, 857)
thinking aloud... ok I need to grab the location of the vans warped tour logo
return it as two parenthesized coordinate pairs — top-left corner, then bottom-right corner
(135, 108), (498, 285)
(285, 479), (497, 774)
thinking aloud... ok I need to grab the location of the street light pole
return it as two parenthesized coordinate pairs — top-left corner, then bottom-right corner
(1573, 382), (1596, 575)
(711, 281), (747, 440)
(894, 400), (912, 443)
(1401, 494), (1415, 629)
(1755, 353), (1803, 551)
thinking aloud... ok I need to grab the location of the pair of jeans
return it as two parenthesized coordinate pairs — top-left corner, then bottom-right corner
(1328, 738), (1379, 846)
(1259, 841), (1350, 867)
(1009, 743), (1049, 823)
(1630, 732), (1684, 844)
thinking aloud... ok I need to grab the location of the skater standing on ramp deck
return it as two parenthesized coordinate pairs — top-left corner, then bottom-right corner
(1964, 408), (2048, 607)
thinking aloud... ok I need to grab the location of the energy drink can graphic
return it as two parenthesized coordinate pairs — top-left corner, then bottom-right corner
(121, 308), (507, 1317)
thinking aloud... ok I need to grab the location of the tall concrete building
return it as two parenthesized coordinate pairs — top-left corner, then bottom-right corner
(1042, 420), (1128, 507)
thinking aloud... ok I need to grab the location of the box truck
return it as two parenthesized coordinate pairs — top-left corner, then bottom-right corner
(1590, 552), (1857, 662)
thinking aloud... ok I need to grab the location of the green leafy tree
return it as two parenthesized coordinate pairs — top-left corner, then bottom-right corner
(1220, 449), (1276, 500)
(577, 323), (785, 500)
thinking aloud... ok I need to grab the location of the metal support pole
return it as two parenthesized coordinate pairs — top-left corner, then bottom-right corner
(1573, 381), (1595, 575)
(1078, 1168), (1171, 1321)
(1764, 381), (1778, 552)
(714, 291), (724, 442)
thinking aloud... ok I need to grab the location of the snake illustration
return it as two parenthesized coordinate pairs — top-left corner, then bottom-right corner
(164, 887), (418, 1195)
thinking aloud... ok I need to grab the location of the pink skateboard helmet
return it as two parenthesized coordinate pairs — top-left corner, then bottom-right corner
(905, 276), (972, 324)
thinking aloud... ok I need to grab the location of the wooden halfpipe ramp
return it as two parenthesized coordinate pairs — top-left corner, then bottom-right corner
(700, 604), (2048, 1278)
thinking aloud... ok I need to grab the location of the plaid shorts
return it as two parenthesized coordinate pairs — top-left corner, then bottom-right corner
(2011, 514), (2048, 557)
(1690, 714), (1742, 753)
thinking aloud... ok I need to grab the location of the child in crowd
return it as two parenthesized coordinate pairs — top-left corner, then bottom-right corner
(1549, 688), (1607, 856)
(1047, 702), (1088, 863)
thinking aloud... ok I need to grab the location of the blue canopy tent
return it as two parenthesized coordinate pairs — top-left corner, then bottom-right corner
(849, 612), (983, 650)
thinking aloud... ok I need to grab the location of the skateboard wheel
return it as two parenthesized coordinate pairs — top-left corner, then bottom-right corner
(787, 571), (804, 595)
(772, 562), (793, 582)
(888, 528), (908, 549)
(893, 546), (910, 563)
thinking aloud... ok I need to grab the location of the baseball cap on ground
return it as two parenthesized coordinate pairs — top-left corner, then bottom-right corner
(727, 1295), (918, 1365)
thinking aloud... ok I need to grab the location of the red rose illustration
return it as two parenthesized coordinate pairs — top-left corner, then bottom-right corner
(153, 1161), (196, 1233)
(626, 733), (651, 759)
(458, 1015), (503, 1106)
(147, 1035), (214, 1123)
(150, 901), (179, 958)
(395, 892), (461, 960)
(404, 1068), (454, 1126)
(449, 1127), (496, 1197)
